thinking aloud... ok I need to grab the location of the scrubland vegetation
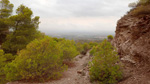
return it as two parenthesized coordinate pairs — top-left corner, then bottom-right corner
(0, 0), (79, 83)
(5, 36), (67, 82)
(107, 35), (113, 40)
(76, 42), (91, 55)
(89, 40), (122, 84)
(0, 36), (80, 83)
(0, 0), (123, 84)
(129, 0), (150, 16)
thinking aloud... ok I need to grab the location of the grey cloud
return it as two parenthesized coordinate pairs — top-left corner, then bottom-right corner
(9, 0), (137, 33)
(54, 0), (136, 17)
(10, 0), (137, 17)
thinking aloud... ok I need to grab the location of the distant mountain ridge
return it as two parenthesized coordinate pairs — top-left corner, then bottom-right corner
(46, 31), (114, 40)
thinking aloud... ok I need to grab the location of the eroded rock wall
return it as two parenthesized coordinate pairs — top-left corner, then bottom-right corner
(112, 15), (150, 84)
(113, 15), (150, 65)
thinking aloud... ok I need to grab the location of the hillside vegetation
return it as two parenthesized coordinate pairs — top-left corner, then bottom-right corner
(0, 0), (80, 83)
(2, 0), (145, 84)
(89, 40), (122, 84)
(112, 0), (150, 84)
(129, 0), (150, 16)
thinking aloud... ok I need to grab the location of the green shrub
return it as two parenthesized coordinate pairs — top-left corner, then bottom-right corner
(76, 42), (84, 54)
(0, 50), (6, 84)
(60, 40), (79, 61)
(89, 42), (99, 48)
(0, 50), (14, 84)
(53, 37), (65, 42)
(89, 40), (122, 84)
(90, 44), (101, 56)
(81, 43), (90, 55)
(4, 53), (16, 62)
(76, 42), (91, 55)
(130, 5), (150, 16)
(107, 35), (113, 40)
(138, 0), (150, 5)
(89, 42), (99, 56)
(0, 50), (6, 68)
(4, 36), (66, 82)
(83, 43), (90, 51)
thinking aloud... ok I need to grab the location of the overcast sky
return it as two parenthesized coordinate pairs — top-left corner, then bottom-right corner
(9, 0), (137, 34)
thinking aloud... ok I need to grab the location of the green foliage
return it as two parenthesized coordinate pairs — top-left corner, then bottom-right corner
(107, 35), (113, 40)
(4, 53), (16, 62)
(129, 0), (150, 16)
(76, 42), (84, 54)
(2, 5), (40, 54)
(0, 0), (13, 18)
(59, 40), (79, 61)
(138, 0), (150, 5)
(89, 42), (99, 56)
(82, 43), (90, 55)
(0, 50), (6, 74)
(89, 42), (98, 48)
(128, 2), (137, 8)
(128, 0), (150, 8)
(0, 0), (13, 44)
(0, 50), (7, 84)
(4, 36), (66, 82)
(76, 42), (91, 55)
(90, 44), (101, 56)
(130, 5), (150, 16)
(89, 40), (122, 84)
(83, 43), (90, 51)
(53, 37), (65, 42)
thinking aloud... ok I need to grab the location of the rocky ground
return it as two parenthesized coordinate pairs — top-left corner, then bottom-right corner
(7, 50), (92, 84)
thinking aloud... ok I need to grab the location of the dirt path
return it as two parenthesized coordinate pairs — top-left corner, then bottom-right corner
(46, 50), (92, 84)
(8, 50), (92, 84)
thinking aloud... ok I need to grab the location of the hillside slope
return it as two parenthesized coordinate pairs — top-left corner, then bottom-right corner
(7, 50), (92, 84)
(112, 8), (150, 84)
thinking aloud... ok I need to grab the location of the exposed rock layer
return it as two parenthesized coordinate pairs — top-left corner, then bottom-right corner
(112, 14), (150, 84)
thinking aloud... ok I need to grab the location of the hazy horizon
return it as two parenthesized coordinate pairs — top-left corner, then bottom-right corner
(10, 0), (137, 34)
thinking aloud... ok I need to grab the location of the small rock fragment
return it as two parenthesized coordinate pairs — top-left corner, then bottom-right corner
(77, 70), (82, 74)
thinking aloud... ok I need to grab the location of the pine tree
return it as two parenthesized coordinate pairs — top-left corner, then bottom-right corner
(0, 0), (13, 44)
(2, 5), (40, 54)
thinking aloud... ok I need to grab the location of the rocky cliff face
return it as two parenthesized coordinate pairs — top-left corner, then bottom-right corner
(113, 15), (150, 84)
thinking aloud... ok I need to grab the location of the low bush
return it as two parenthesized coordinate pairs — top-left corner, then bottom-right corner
(76, 42), (91, 55)
(107, 35), (113, 40)
(89, 40), (122, 84)
(130, 5), (150, 16)
(53, 37), (65, 42)
(138, 0), (150, 5)
(76, 42), (84, 54)
(3, 53), (16, 62)
(89, 42), (99, 48)
(90, 44), (101, 56)
(60, 40), (79, 62)
(0, 50), (6, 84)
(83, 43), (90, 51)
(4, 36), (66, 82)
